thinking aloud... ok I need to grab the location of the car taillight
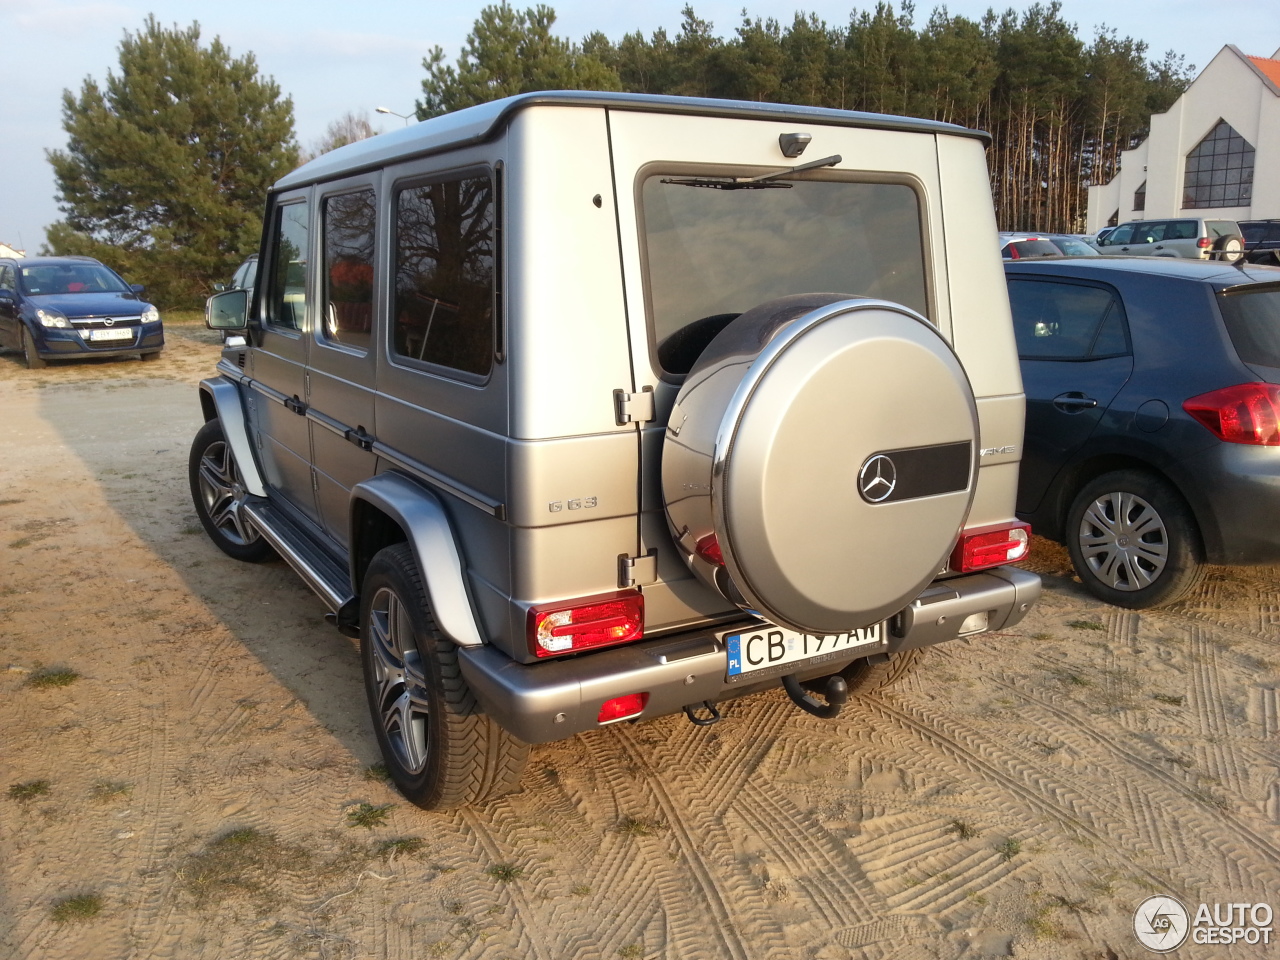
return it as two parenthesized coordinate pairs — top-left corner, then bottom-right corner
(527, 591), (644, 658)
(695, 533), (724, 566)
(1184, 383), (1280, 445)
(597, 692), (648, 724)
(951, 522), (1031, 573)
(1197, 237), (1212, 249)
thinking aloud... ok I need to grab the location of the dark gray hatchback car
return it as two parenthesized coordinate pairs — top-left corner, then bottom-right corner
(1007, 256), (1280, 607)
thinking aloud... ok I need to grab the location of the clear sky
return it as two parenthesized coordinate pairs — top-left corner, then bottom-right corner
(2, 0), (1277, 255)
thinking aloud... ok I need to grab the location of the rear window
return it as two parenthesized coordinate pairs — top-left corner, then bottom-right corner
(1048, 238), (1098, 257)
(640, 175), (927, 375)
(1206, 220), (1239, 239)
(1219, 288), (1280, 369)
(1003, 240), (1061, 260)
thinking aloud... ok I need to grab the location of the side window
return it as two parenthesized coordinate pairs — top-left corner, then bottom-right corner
(0, 266), (14, 293)
(1137, 222), (1165, 243)
(1168, 221), (1197, 241)
(392, 174), (494, 377)
(1106, 224), (1134, 245)
(267, 202), (309, 330)
(321, 189), (376, 352)
(1009, 280), (1128, 360)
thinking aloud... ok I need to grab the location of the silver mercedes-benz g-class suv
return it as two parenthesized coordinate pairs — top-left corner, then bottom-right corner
(193, 91), (1040, 809)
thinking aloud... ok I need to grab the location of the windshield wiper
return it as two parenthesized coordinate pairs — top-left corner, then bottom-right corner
(661, 154), (842, 190)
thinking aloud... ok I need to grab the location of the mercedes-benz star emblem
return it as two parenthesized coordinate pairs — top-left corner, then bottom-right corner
(859, 454), (897, 503)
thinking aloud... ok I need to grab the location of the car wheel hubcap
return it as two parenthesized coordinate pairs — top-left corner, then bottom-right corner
(197, 439), (259, 546)
(1078, 491), (1169, 591)
(368, 586), (431, 775)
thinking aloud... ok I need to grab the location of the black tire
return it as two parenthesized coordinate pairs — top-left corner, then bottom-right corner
(140, 350), (163, 362)
(361, 544), (528, 809)
(188, 419), (275, 563)
(21, 326), (46, 369)
(1212, 234), (1244, 263)
(840, 648), (923, 695)
(1064, 469), (1204, 608)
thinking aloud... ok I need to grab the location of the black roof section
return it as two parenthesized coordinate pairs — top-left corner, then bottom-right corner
(276, 90), (990, 191)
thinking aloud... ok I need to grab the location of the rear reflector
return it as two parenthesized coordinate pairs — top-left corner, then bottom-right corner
(951, 522), (1031, 573)
(528, 591), (644, 658)
(598, 692), (649, 724)
(1183, 383), (1280, 445)
(695, 533), (724, 566)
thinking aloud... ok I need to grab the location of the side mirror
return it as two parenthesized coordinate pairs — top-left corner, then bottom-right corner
(130, 283), (146, 295)
(206, 288), (249, 331)
(213, 282), (227, 292)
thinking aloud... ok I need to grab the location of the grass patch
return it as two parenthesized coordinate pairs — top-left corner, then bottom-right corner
(346, 802), (393, 829)
(1152, 693), (1185, 706)
(946, 819), (977, 840)
(966, 891), (989, 905)
(9, 779), (51, 802)
(49, 893), (103, 924)
(617, 944), (644, 959)
(90, 780), (132, 803)
(1067, 620), (1104, 631)
(26, 667), (80, 689)
(8, 537), (39, 549)
(616, 815), (667, 838)
(0, 498), (23, 506)
(375, 837), (425, 860)
(486, 862), (523, 883)
(362, 762), (391, 783)
(997, 837), (1022, 862)
(1030, 632), (1055, 641)
(570, 883), (591, 896)
(179, 827), (306, 908)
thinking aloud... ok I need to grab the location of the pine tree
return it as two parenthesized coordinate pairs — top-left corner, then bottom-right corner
(418, 3), (619, 119)
(45, 16), (298, 308)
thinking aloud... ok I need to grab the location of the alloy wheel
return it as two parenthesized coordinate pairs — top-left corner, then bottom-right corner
(367, 586), (431, 775)
(1077, 490), (1169, 591)
(196, 439), (259, 546)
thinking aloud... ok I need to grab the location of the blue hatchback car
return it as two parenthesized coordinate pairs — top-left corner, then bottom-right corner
(1006, 256), (1280, 608)
(0, 256), (164, 368)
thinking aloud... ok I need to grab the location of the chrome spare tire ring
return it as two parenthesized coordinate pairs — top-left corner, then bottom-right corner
(367, 586), (431, 775)
(1077, 490), (1169, 591)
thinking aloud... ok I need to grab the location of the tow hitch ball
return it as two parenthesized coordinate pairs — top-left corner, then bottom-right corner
(782, 673), (849, 719)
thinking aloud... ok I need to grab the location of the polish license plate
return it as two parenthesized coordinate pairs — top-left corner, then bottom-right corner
(725, 622), (885, 682)
(88, 327), (134, 341)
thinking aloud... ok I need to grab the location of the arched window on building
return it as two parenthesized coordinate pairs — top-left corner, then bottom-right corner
(1133, 181), (1146, 212)
(1183, 119), (1254, 208)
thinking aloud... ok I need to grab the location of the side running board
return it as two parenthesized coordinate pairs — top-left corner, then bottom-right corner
(241, 500), (355, 615)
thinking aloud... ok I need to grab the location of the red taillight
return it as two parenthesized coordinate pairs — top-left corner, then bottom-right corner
(597, 692), (648, 724)
(1197, 237), (1212, 249)
(527, 591), (644, 658)
(1184, 383), (1280, 445)
(695, 533), (724, 566)
(951, 522), (1031, 573)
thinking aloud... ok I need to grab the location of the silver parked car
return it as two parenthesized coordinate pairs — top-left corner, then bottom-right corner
(1095, 217), (1244, 261)
(194, 91), (1040, 809)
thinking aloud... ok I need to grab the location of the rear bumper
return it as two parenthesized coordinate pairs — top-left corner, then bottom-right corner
(460, 567), (1041, 743)
(1178, 442), (1280, 564)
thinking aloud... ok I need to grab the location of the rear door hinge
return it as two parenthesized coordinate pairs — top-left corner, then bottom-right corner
(614, 386), (655, 425)
(618, 549), (658, 588)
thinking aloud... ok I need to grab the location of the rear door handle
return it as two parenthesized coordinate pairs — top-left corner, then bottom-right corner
(1053, 392), (1098, 413)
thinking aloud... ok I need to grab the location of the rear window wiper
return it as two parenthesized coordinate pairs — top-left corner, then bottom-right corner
(661, 154), (842, 190)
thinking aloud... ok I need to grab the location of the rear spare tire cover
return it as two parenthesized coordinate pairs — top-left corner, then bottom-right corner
(662, 294), (979, 635)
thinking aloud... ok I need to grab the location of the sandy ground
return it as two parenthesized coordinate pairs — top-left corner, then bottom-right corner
(1, 323), (1278, 960)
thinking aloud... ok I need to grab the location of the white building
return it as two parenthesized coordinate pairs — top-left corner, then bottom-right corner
(1087, 45), (1280, 232)
(0, 242), (24, 258)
